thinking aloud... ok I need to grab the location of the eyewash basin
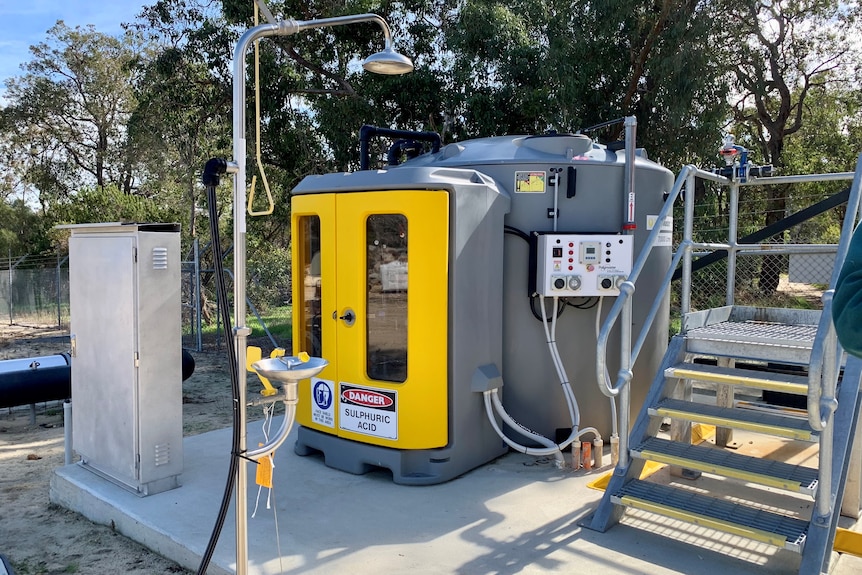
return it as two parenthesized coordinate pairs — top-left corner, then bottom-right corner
(251, 356), (328, 383)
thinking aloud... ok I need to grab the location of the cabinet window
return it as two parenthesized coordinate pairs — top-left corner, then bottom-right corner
(299, 216), (322, 357)
(366, 214), (408, 382)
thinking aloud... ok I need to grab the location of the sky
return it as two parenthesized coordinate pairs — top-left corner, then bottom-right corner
(0, 0), (148, 92)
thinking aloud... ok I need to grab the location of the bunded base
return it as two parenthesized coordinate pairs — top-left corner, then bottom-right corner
(294, 425), (507, 485)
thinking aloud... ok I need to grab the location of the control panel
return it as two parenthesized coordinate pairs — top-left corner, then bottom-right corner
(535, 233), (634, 297)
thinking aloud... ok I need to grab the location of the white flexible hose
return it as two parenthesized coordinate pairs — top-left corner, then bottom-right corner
(488, 390), (558, 450)
(484, 391), (564, 464)
(540, 295), (580, 428)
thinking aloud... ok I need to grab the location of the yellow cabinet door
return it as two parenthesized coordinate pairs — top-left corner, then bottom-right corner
(292, 190), (449, 449)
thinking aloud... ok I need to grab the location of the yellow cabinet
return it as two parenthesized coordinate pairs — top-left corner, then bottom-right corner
(292, 190), (449, 449)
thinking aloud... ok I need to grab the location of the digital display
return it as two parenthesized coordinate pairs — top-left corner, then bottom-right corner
(586, 247), (595, 254)
(552, 247), (563, 257)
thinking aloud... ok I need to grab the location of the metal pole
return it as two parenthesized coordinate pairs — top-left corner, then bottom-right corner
(726, 182), (739, 306)
(194, 239), (202, 352)
(623, 116), (637, 232)
(681, 172), (696, 321)
(231, 15), (398, 574)
(7, 248), (12, 325)
(64, 400), (73, 465)
(56, 253), (61, 327)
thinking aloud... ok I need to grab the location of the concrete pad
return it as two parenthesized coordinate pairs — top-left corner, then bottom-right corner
(51, 421), (860, 575)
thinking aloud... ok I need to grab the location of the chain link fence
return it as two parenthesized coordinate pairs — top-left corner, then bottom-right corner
(0, 241), (293, 356)
(181, 239), (293, 353)
(673, 184), (845, 316)
(0, 180), (849, 349)
(0, 254), (70, 328)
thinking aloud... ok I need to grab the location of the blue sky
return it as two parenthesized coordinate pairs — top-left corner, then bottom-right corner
(0, 0), (147, 92)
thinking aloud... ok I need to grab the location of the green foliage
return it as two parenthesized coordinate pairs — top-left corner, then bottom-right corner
(1, 0), (860, 267)
(47, 185), (182, 250)
(0, 199), (51, 256)
(445, 0), (732, 169)
(2, 22), (142, 204)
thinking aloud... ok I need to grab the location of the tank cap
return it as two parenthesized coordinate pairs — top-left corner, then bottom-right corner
(442, 143), (465, 158)
(515, 134), (592, 157)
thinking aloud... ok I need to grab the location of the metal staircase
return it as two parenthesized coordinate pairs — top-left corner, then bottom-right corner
(585, 154), (862, 574)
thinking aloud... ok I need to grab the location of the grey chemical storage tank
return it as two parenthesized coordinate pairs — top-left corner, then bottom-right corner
(290, 132), (672, 483)
(403, 134), (673, 443)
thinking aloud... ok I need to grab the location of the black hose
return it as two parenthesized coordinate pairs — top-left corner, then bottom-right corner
(196, 162), (243, 575)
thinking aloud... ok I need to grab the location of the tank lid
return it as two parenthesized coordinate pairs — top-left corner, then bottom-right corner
(514, 134), (592, 157)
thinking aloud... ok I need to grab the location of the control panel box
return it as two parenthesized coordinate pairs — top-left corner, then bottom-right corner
(535, 233), (633, 297)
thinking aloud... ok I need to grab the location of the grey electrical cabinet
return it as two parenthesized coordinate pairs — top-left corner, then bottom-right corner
(65, 223), (183, 496)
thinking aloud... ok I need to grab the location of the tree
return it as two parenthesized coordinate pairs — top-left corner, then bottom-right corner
(2, 22), (144, 206)
(0, 199), (50, 257)
(727, 0), (861, 293)
(445, 0), (731, 168)
(128, 0), (238, 240)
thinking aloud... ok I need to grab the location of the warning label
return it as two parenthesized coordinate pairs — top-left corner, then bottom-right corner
(310, 378), (335, 428)
(646, 214), (673, 246)
(339, 383), (397, 440)
(514, 171), (546, 193)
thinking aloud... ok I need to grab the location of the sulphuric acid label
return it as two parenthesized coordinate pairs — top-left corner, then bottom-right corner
(339, 383), (398, 440)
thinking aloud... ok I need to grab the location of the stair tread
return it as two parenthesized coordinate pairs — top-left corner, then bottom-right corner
(633, 437), (818, 493)
(613, 479), (809, 550)
(652, 398), (816, 440)
(685, 320), (817, 347)
(666, 362), (809, 394)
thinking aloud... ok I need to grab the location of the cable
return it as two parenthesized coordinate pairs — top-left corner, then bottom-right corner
(566, 297), (598, 309)
(503, 225), (531, 243)
(196, 180), (243, 575)
(530, 294), (565, 322)
(541, 295), (580, 428)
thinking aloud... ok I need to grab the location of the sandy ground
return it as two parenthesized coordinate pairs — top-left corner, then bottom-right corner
(0, 323), (248, 575)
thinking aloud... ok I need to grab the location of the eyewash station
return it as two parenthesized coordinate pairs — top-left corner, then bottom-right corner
(50, 3), (862, 575)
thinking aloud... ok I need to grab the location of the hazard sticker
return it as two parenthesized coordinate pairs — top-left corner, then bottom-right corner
(339, 383), (397, 440)
(311, 378), (335, 428)
(646, 214), (673, 247)
(514, 171), (546, 193)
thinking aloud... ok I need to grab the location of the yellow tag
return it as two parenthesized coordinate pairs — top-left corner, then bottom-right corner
(255, 444), (274, 489)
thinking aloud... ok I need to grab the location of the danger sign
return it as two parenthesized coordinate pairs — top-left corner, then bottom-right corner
(339, 383), (397, 440)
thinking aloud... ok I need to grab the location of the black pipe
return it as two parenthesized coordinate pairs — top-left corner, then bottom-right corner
(0, 351), (197, 410)
(359, 125), (441, 170)
(0, 354), (70, 409)
(387, 139), (425, 166)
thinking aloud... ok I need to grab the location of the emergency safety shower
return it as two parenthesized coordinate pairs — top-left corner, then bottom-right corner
(290, 124), (674, 484)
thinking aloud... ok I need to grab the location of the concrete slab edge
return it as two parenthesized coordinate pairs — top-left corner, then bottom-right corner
(49, 465), (233, 575)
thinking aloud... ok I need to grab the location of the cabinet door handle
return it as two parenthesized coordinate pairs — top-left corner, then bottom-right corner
(338, 309), (356, 326)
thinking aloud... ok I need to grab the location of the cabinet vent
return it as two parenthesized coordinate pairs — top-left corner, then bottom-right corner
(152, 247), (169, 270)
(154, 442), (171, 466)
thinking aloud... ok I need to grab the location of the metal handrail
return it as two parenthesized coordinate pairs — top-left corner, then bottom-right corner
(596, 151), (862, 479)
(806, 154), (862, 520)
(596, 166), (692, 398)
(807, 154), (862, 427)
